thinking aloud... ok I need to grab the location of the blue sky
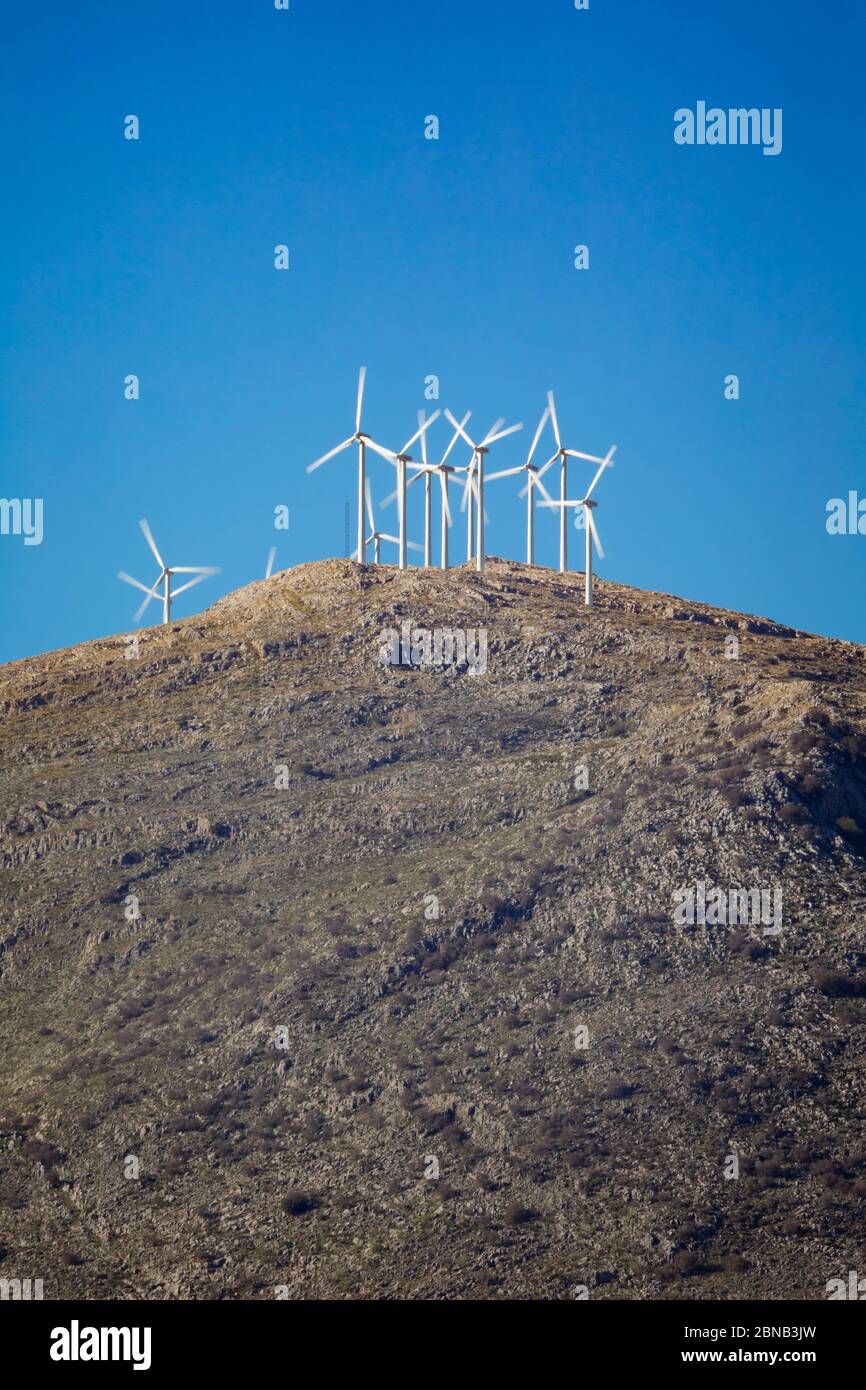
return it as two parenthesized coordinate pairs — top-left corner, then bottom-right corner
(1, 0), (864, 663)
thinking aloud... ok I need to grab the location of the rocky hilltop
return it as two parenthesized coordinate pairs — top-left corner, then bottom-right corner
(1, 557), (865, 1300)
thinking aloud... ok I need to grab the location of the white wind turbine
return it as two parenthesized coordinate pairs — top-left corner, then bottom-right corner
(306, 367), (396, 564)
(487, 404), (556, 564)
(539, 447), (616, 605)
(378, 411), (441, 569)
(381, 410), (467, 568)
(351, 479), (423, 564)
(118, 519), (220, 626)
(444, 411), (523, 572)
(541, 391), (617, 574)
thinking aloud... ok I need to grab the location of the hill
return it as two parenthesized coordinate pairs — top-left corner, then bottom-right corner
(1, 557), (865, 1300)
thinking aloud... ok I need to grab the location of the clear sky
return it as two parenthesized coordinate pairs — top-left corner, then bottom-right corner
(2, 0), (864, 663)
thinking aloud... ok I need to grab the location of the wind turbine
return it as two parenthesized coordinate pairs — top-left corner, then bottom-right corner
(541, 391), (616, 574)
(306, 367), (396, 564)
(379, 411), (440, 569)
(538, 447), (616, 604)
(445, 412), (523, 572)
(351, 480), (423, 564)
(118, 519), (220, 626)
(487, 404), (556, 564)
(381, 410), (467, 568)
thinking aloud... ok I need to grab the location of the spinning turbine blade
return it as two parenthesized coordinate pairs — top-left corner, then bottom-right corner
(584, 446), (617, 500)
(134, 577), (163, 622)
(439, 412), (471, 466)
(444, 409), (476, 451)
(308, 436), (355, 472)
(536, 472), (556, 505)
(526, 405), (551, 467)
(484, 421), (522, 446)
(365, 438), (398, 463)
(139, 518), (165, 570)
(400, 409), (440, 457)
(547, 390), (562, 450)
(171, 572), (216, 599)
(364, 478), (375, 533)
(587, 508), (605, 559)
(479, 417), (505, 448)
(485, 465), (524, 481)
(265, 547), (276, 579)
(118, 570), (159, 597)
(355, 366), (367, 435)
(170, 566), (220, 574)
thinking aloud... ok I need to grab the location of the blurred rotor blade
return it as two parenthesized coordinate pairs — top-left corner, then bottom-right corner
(139, 518), (165, 570)
(486, 465), (524, 481)
(406, 466), (427, 490)
(171, 571), (217, 599)
(118, 569), (158, 597)
(534, 471), (557, 506)
(439, 411), (471, 466)
(365, 438), (398, 463)
(587, 508), (605, 559)
(365, 478), (375, 532)
(307, 436), (355, 472)
(134, 577), (163, 622)
(355, 366), (367, 435)
(547, 390), (562, 450)
(484, 421), (523, 447)
(380, 485), (398, 508)
(400, 409), (441, 457)
(526, 405), (551, 467)
(407, 540), (424, 553)
(170, 566), (220, 574)
(564, 448), (607, 464)
(444, 408), (476, 451)
(584, 446), (617, 500)
(536, 451), (559, 481)
(265, 547), (276, 579)
(479, 417), (505, 448)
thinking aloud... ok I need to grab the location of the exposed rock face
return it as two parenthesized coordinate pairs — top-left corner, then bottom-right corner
(1, 557), (865, 1300)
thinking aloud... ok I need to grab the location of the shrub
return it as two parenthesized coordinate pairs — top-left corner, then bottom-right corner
(281, 1189), (320, 1216)
(504, 1201), (537, 1226)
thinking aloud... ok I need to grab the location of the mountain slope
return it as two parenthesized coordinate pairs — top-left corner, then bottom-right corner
(1, 558), (865, 1300)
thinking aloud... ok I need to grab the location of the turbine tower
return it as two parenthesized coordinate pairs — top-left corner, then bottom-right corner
(539, 447), (616, 604)
(382, 411), (467, 568)
(445, 412), (523, 572)
(118, 519), (220, 626)
(306, 368), (396, 564)
(541, 392), (615, 574)
(487, 405), (556, 564)
(352, 481), (423, 564)
(379, 411), (440, 569)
